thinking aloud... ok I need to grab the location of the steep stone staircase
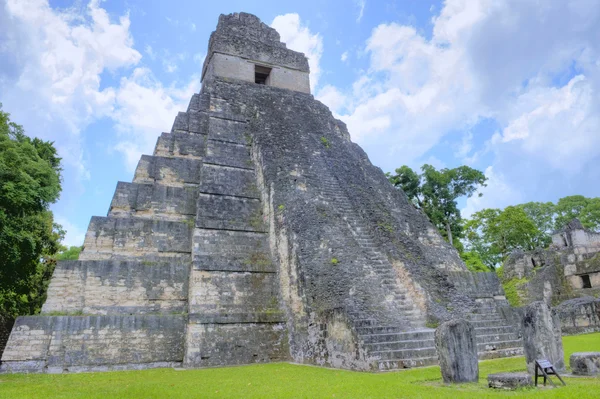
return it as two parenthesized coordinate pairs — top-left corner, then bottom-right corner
(468, 299), (523, 360)
(313, 137), (522, 370)
(307, 143), (440, 370)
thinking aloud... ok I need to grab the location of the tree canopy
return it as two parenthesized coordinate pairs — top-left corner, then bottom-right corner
(462, 195), (600, 270)
(388, 164), (487, 246)
(0, 104), (63, 318)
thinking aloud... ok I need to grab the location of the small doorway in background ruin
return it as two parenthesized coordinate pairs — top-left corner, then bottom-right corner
(255, 65), (271, 85)
(581, 274), (592, 289)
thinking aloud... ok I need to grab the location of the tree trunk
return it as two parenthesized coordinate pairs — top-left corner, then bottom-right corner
(446, 222), (453, 246)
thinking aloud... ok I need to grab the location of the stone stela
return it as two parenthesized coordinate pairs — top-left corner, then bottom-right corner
(0, 12), (524, 374)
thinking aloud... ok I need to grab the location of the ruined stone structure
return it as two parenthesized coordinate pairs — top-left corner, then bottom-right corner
(503, 219), (600, 333)
(1, 13), (522, 373)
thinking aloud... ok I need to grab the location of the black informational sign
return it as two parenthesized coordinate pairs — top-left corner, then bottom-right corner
(534, 359), (566, 387)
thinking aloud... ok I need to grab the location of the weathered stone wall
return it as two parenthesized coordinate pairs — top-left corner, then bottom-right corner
(1, 315), (185, 373)
(41, 260), (189, 315)
(555, 297), (600, 335)
(203, 53), (310, 94)
(552, 219), (600, 249)
(80, 217), (193, 260)
(202, 13), (309, 76)
(182, 82), (289, 369)
(503, 244), (600, 307)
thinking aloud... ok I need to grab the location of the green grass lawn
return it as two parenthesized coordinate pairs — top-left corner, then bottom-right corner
(0, 333), (599, 399)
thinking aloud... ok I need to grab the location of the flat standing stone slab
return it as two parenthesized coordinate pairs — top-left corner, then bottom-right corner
(488, 372), (533, 390)
(435, 319), (479, 383)
(522, 301), (565, 374)
(570, 352), (600, 376)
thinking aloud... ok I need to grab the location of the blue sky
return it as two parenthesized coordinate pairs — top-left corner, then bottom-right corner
(1, 0), (600, 246)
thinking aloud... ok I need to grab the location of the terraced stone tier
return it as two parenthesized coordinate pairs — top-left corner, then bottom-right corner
(0, 315), (186, 373)
(155, 132), (207, 159)
(80, 216), (193, 260)
(133, 155), (203, 187)
(109, 182), (198, 220)
(41, 260), (189, 315)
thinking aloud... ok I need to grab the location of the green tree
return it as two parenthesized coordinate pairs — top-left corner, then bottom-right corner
(554, 195), (589, 230)
(463, 208), (503, 270)
(516, 201), (555, 247)
(388, 164), (487, 246)
(0, 104), (63, 318)
(580, 198), (600, 231)
(463, 206), (544, 270)
(460, 251), (490, 272)
(55, 246), (82, 261)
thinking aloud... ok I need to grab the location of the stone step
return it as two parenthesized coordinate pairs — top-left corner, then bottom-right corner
(478, 346), (524, 360)
(374, 356), (439, 371)
(476, 333), (520, 344)
(477, 339), (523, 352)
(359, 330), (435, 343)
(352, 319), (378, 327)
(370, 346), (437, 360)
(474, 325), (516, 335)
(468, 313), (502, 321)
(364, 338), (435, 352)
(469, 319), (506, 326)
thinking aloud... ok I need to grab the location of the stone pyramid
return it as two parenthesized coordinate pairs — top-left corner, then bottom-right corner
(1, 12), (522, 373)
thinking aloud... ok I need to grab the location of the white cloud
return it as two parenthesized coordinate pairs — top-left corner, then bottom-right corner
(271, 14), (323, 90)
(324, 0), (600, 216)
(356, 0), (366, 23)
(492, 75), (600, 171)
(163, 59), (177, 73)
(145, 44), (156, 60)
(316, 85), (346, 115)
(341, 51), (348, 62)
(455, 131), (473, 159)
(1, 0), (202, 176)
(111, 68), (200, 171)
(462, 166), (522, 219)
(55, 215), (86, 247)
(0, 0), (141, 182)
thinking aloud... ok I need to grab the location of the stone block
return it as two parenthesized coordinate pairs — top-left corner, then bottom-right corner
(555, 296), (600, 335)
(564, 264), (577, 276)
(487, 372), (532, 390)
(155, 132), (206, 159)
(110, 182), (197, 219)
(199, 164), (259, 198)
(570, 352), (600, 376)
(205, 139), (252, 169)
(196, 194), (265, 232)
(1, 315), (186, 372)
(183, 322), (288, 367)
(193, 229), (274, 272)
(208, 115), (248, 141)
(171, 111), (189, 132)
(133, 155), (203, 186)
(434, 319), (479, 383)
(188, 270), (279, 316)
(81, 217), (192, 259)
(42, 260), (189, 315)
(522, 301), (565, 374)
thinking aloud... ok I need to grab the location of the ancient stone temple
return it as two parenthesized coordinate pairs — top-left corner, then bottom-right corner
(1, 12), (523, 373)
(503, 219), (600, 333)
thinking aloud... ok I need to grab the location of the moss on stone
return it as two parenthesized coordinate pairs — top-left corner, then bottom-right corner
(502, 277), (528, 307)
